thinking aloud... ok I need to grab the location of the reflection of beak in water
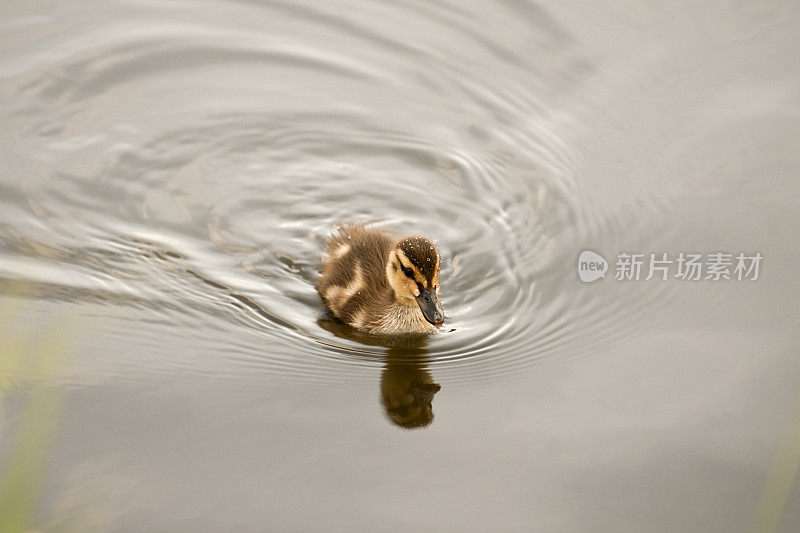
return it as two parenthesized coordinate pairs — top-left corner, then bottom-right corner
(317, 313), (442, 430)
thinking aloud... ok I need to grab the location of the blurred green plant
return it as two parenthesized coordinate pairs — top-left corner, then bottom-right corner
(750, 392), (800, 533)
(0, 308), (71, 533)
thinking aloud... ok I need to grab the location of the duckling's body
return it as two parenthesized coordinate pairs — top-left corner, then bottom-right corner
(317, 223), (443, 334)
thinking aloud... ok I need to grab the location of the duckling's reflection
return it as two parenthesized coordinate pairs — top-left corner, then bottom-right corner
(318, 314), (441, 429)
(380, 351), (441, 429)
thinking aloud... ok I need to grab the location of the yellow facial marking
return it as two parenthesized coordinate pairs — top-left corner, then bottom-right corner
(395, 249), (425, 285)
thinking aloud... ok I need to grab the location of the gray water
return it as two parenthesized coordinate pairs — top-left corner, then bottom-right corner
(1, 1), (799, 531)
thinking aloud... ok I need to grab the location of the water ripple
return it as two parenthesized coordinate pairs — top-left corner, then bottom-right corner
(0, 0), (686, 387)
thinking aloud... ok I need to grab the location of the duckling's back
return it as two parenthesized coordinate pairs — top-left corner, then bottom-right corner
(317, 223), (395, 329)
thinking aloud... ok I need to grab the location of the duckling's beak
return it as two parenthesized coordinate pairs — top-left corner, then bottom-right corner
(413, 382), (441, 403)
(416, 288), (444, 327)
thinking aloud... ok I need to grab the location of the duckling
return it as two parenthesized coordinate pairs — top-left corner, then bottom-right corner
(317, 222), (444, 334)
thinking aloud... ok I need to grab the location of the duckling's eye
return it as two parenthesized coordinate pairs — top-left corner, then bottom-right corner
(402, 267), (414, 278)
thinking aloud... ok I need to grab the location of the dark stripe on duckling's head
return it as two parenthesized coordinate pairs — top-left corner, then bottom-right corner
(397, 236), (439, 287)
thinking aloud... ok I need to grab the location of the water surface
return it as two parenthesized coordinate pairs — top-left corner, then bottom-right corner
(1, 1), (799, 531)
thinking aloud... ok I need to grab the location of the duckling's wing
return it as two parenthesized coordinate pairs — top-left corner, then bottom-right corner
(317, 223), (395, 324)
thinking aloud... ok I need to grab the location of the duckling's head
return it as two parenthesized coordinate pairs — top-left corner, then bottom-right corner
(386, 236), (444, 328)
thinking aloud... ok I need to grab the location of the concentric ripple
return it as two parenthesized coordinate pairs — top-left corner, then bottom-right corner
(0, 0), (683, 387)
